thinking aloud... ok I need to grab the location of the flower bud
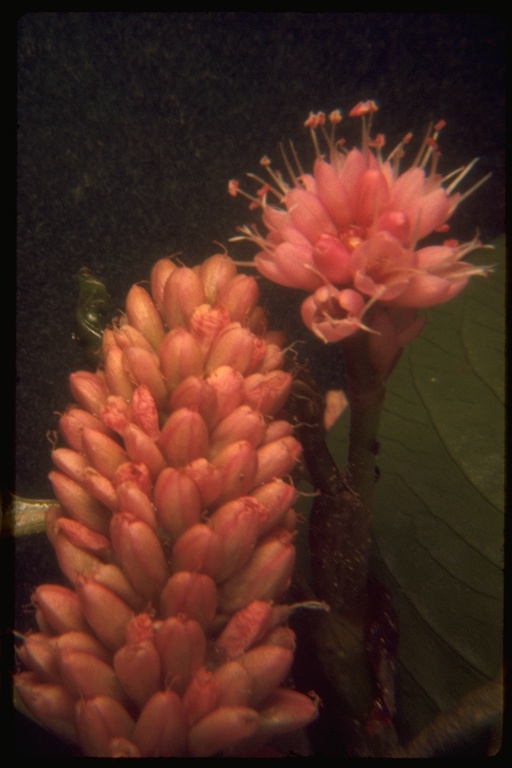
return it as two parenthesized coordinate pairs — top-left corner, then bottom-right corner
(104, 345), (135, 400)
(55, 631), (112, 664)
(99, 395), (132, 435)
(150, 257), (177, 312)
(132, 690), (187, 757)
(187, 706), (259, 758)
(159, 328), (204, 391)
(210, 405), (266, 454)
(17, 633), (60, 682)
(205, 324), (259, 375)
(153, 467), (202, 542)
(215, 600), (274, 660)
(181, 458), (222, 508)
(58, 648), (127, 704)
(75, 696), (134, 758)
(32, 584), (90, 635)
(125, 283), (165, 350)
(169, 375), (219, 427)
(198, 253), (237, 302)
(82, 467), (118, 511)
(154, 615), (207, 695)
(110, 512), (169, 600)
(113, 639), (162, 710)
(49, 471), (111, 534)
(206, 365), (244, 424)
(189, 304), (231, 352)
(59, 407), (112, 453)
(131, 384), (160, 439)
(257, 689), (319, 739)
(75, 577), (134, 651)
(216, 274), (260, 324)
(116, 480), (157, 528)
(69, 371), (108, 415)
(250, 479), (298, 536)
(170, 524), (224, 578)
(254, 435), (302, 486)
(211, 660), (251, 707)
(218, 530), (295, 614)
(210, 440), (258, 505)
(81, 428), (129, 479)
(14, 672), (76, 740)
(123, 346), (168, 410)
(162, 266), (206, 328)
(207, 497), (268, 582)
(159, 407), (209, 467)
(159, 572), (217, 628)
(122, 423), (166, 481)
(51, 447), (88, 484)
(239, 644), (294, 706)
(182, 667), (218, 726)
(242, 370), (292, 416)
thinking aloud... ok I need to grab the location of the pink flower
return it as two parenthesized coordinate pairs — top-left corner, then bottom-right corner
(230, 103), (491, 344)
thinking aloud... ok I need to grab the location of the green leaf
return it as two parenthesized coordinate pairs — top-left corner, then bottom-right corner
(329, 237), (505, 740)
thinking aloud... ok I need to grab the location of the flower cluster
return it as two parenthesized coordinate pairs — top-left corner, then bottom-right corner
(230, 100), (490, 351)
(15, 254), (318, 757)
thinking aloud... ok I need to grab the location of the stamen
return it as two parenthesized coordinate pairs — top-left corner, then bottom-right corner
(444, 157), (480, 194)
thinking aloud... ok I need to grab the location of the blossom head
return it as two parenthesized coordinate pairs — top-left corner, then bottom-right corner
(230, 102), (492, 344)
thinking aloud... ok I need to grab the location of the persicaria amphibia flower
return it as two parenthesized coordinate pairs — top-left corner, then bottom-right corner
(230, 101), (492, 345)
(15, 253), (319, 757)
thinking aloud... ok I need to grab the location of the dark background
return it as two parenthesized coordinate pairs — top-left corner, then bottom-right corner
(10, 12), (506, 756)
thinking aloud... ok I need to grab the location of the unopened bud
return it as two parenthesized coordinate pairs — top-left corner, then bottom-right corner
(198, 253), (237, 303)
(210, 405), (266, 454)
(159, 328), (204, 391)
(59, 407), (112, 453)
(210, 440), (258, 505)
(154, 615), (206, 695)
(150, 257), (177, 312)
(69, 371), (108, 415)
(122, 423), (166, 482)
(162, 266), (206, 328)
(113, 640), (161, 710)
(216, 274), (260, 325)
(75, 577), (134, 651)
(32, 584), (90, 635)
(159, 407), (209, 467)
(104, 346), (135, 400)
(58, 648), (127, 704)
(125, 283), (165, 350)
(170, 524), (223, 578)
(187, 706), (259, 758)
(81, 427), (129, 479)
(242, 370), (292, 416)
(110, 512), (169, 600)
(207, 497), (267, 582)
(123, 346), (168, 410)
(159, 572), (217, 629)
(75, 696), (134, 757)
(133, 690), (187, 757)
(153, 467), (202, 542)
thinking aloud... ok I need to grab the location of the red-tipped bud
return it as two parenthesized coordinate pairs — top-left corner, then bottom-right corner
(125, 613), (155, 645)
(54, 631), (112, 664)
(211, 660), (251, 707)
(32, 584), (90, 635)
(182, 667), (219, 727)
(187, 706), (259, 758)
(113, 640), (162, 710)
(154, 615), (206, 695)
(218, 530), (295, 614)
(112, 321), (157, 354)
(210, 405), (266, 454)
(75, 577), (134, 651)
(210, 440), (258, 505)
(215, 600), (274, 660)
(110, 512), (169, 600)
(153, 467), (203, 542)
(159, 572), (217, 628)
(69, 371), (108, 415)
(99, 395), (132, 435)
(159, 407), (209, 467)
(206, 365), (245, 423)
(189, 304), (231, 352)
(262, 419), (294, 443)
(207, 497), (268, 582)
(112, 460), (152, 496)
(58, 648), (127, 703)
(48, 471), (110, 534)
(170, 523), (224, 577)
(159, 328), (204, 391)
(217, 273), (260, 324)
(131, 384), (160, 439)
(133, 690), (187, 757)
(150, 257), (177, 312)
(75, 696), (135, 758)
(198, 253), (237, 302)
(125, 283), (165, 350)
(81, 427), (128, 479)
(122, 423), (166, 481)
(162, 266), (206, 328)
(254, 435), (302, 486)
(242, 370), (292, 416)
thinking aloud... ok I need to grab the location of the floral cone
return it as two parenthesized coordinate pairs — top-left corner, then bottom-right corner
(15, 253), (319, 757)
